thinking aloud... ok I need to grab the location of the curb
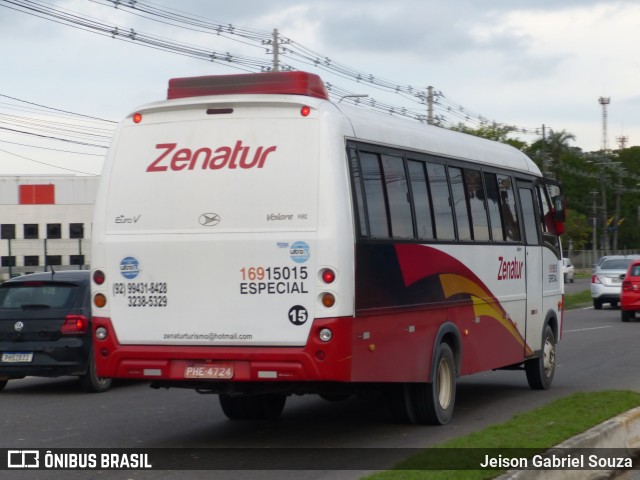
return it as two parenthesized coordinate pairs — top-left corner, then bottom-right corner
(497, 406), (640, 480)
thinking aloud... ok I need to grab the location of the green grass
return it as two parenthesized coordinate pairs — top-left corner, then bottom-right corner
(564, 289), (592, 309)
(363, 390), (640, 480)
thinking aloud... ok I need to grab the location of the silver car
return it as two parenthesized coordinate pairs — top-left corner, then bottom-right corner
(591, 256), (639, 310)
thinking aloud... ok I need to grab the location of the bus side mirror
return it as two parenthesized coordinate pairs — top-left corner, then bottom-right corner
(553, 195), (566, 222)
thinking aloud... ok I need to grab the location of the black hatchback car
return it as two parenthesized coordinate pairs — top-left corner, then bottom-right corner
(0, 270), (111, 393)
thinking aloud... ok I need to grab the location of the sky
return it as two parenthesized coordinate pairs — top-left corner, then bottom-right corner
(0, 0), (639, 176)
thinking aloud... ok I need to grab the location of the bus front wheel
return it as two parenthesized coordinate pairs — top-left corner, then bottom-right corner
(525, 325), (556, 390)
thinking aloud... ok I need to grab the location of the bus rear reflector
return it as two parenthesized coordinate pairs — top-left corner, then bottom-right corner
(167, 71), (329, 100)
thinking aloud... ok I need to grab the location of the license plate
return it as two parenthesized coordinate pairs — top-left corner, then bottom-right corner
(184, 363), (233, 379)
(612, 278), (622, 284)
(1, 352), (33, 363)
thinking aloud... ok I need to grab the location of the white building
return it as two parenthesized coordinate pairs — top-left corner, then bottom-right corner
(0, 175), (98, 279)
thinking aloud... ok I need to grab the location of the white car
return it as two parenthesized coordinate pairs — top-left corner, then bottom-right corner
(562, 258), (575, 283)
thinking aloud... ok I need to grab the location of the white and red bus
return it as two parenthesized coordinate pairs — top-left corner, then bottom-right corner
(91, 71), (565, 424)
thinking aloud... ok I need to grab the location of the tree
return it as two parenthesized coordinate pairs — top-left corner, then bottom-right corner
(563, 209), (591, 251)
(528, 129), (576, 179)
(549, 130), (576, 180)
(450, 123), (526, 149)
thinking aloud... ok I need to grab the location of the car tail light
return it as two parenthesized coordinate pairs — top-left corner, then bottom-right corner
(592, 275), (601, 284)
(623, 281), (632, 291)
(61, 314), (88, 334)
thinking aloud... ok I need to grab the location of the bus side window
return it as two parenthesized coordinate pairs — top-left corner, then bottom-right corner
(518, 186), (541, 246)
(381, 154), (413, 239)
(537, 184), (561, 253)
(348, 148), (368, 237)
(407, 160), (435, 240)
(426, 162), (455, 240)
(449, 167), (471, 241)
(537, 185), (556, 234)
(497, 175), (521, 242)
(359, 152), (390, 239)
(484, 172), (505, 242)
(464, 169), (490, 241)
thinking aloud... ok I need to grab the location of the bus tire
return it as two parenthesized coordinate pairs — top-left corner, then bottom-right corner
(414, 342), (456, 425)
(389, 342), (456, 425)
(525, 325), (556, 390)
(219, 393), (286, 420)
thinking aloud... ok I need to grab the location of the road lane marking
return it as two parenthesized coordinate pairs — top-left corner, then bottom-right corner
(564, 326), (613, 333)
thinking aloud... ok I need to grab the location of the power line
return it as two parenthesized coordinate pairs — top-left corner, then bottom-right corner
(0, 147), (99, 175)
(0, 93), (116, 123)
(34, 0), (543, 135)
(0, 0), (548, 140)
(0, 139), (105, 156)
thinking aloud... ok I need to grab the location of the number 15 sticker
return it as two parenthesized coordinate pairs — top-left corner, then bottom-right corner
(288, 305), (308, 325)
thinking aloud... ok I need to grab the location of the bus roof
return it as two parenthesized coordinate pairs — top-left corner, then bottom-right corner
(160, 71), (540, 176)
(338, 103), (541, 176)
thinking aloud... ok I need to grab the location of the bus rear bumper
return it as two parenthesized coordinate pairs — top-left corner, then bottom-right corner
(92, 316), (353, 384)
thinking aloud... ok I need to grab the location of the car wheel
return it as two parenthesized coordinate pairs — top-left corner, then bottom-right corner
(622, 310), (634, 322)
(610, 301), (619, 309)
(0, 380), (7, 391)
(593, 299), (603, 310)
(525, 325), (556, 390)
(80, 351), (113, 393)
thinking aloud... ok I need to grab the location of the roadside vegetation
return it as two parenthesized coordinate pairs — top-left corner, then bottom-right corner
(363, 391), (640, 480)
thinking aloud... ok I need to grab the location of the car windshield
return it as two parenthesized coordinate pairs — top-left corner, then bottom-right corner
(0, 282), (79, 309)
(600, 259), (634, 271)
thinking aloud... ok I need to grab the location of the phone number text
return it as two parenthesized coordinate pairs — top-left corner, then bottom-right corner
(127, 295), (168, 307)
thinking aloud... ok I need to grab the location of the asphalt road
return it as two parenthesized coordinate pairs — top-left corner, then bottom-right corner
(564, 275), (590, 295)
(1, 301), (638, 480)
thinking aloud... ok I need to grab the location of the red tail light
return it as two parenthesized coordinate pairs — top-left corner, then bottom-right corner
(93, 270), (105, 285)
(623, 281), (632, 291)
(591, 275), (601, 284)
(321, 268), (336, 284)
(61, 314), (88, 334)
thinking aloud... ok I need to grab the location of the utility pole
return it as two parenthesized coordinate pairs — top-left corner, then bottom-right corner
(599, 96), (611, 152)
(599, 162), (609, 254)
(426, 86), (434, 125)
(272, 28), (280, 72)
(613, 165), (623, 253)
(591, 190), (598, 264)
(617, 135), (629, 149)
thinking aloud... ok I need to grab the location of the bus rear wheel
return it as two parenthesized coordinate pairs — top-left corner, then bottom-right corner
(389, 342), (456, 425)
(219, 393), (286, 420)
(525, 325), (556, 390)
